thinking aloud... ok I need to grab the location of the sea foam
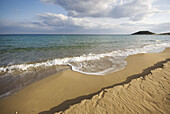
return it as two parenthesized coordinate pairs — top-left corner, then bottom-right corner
(0, 42), (170, 75)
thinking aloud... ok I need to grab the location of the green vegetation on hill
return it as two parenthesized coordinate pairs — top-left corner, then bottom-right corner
(132, 31), (155, 35)
(159, 33), (170, 35)
(132, 31), (170, 35)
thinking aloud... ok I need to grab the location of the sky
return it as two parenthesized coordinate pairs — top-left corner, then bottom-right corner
(0, 0), (170, 34)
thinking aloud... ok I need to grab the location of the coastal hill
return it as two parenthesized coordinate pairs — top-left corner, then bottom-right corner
(159, 32), (170, 35)
(132, 31), (170, 35)
(132, 31), (155, 35)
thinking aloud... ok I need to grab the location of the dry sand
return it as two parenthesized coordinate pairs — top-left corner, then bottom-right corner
(58, 61), (170, 114)
(0, 48), (170, 114)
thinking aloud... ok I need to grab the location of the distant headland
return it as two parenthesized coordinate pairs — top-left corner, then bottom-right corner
(132, 31), (170, 35)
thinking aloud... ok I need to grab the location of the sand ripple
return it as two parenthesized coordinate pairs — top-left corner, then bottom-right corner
(57, 61), (170, 114)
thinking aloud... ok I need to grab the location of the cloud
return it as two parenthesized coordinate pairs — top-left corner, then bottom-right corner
(120, 21), (170, 33)
(0, 13), (92, 33)
(36, 13), (84, 29)
(0, 13), (125, 34)
(36, 13), (118, 29)
(0, 20), (53, 34)
(1, 12), (170, 34)
(41, 0), (155, 21)
(151, 22), (170, 33)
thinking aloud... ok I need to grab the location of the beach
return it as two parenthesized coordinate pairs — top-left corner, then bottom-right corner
(0, 47), (170, 114)
(1, 34), (170, 98)
(60, 59), (170, 114)
(1, 0), (170, 113)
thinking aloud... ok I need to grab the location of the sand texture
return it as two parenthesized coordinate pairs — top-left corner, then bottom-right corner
(0, 48), (170, 114)
(58, 61), (170, 114)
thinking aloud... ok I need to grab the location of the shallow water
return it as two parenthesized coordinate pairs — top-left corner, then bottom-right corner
(0, 34), (170, 98)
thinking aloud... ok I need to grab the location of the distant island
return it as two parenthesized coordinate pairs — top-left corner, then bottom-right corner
(132, 31), (155, 35)
(132, 31), (170, 35)
(159, 32), (170, 35)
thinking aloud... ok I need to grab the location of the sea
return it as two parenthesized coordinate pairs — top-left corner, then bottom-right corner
(0, 34), (170, 98)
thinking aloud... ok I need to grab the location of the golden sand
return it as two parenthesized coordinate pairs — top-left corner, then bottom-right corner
(59, 61), (170, 114)
(0, 48), (170, 114)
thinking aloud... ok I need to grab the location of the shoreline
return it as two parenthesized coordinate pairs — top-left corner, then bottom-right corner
(0, 65), (71, 99)
(0, 48), (170, 113)
(60, 60), (170, 114)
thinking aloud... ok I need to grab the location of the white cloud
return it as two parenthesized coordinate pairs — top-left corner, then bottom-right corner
(41, 0), (155, 21)
(1, 12), (170, 34)
(36, 13), (117, 29)
(0, 20), (53, 34)
(1, 0), (169, 34)
(0, 13), (125, 34)
(151, 22), (170, 33)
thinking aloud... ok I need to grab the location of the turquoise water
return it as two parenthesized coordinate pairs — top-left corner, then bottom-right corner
(1, 34), (170, 66)
(0, 34), (170, 98)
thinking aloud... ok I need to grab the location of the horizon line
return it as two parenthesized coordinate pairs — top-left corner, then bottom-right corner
(0, 33), (130, 35)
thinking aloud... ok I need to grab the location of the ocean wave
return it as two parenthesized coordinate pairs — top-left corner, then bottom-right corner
(0, 42), (170, 75)
(0, 90), (12, 99)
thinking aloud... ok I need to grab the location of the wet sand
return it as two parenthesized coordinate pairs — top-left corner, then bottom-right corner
(0, 48), (170, 114)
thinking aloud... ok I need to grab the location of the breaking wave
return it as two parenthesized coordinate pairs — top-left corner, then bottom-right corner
(0, 42), (170, 75)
